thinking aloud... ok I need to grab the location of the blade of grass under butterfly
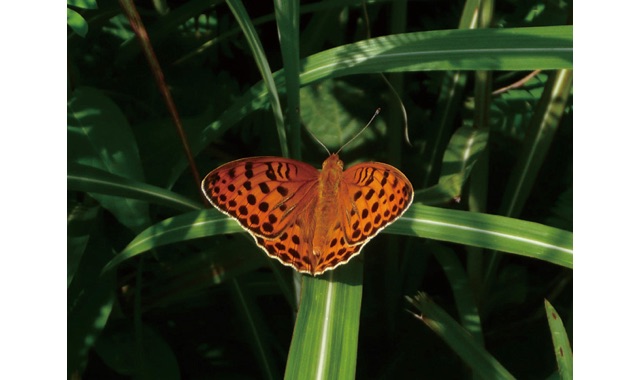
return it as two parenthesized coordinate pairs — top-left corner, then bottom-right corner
(284, 263), (363, 380)
(103, 202), (572, 274)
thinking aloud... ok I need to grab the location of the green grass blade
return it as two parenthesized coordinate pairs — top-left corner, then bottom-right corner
(102, 210), (236, 272)
(68, 163), (202, 212)
(226, 0), (288, 156)
(285, 264), (363, 380)
(390, 204), (573, 268)
(104, 201), (573, 273)
(274, 0), (302, 159)
(544, 299), (573, 379)
(299, 26), (572, 81)
(407, 292), (515, 379)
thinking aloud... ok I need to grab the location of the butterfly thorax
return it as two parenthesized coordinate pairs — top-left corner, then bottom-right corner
(312, 154), (344, 257)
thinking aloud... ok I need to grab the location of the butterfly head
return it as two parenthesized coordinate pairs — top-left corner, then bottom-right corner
(322, 153), (344, 170)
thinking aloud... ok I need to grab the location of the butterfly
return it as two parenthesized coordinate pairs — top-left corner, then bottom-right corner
(201, 152), (413, 276)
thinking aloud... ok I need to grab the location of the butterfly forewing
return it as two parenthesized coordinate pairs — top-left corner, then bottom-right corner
(339, 162), (414, 245)
(201, 157), (319, 239)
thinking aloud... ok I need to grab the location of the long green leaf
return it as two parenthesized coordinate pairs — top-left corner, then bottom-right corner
(392, 205), (573, 268)
(285, 264), (363, 379)
(103, 202), (572, 273)
(298, 26), (571, 82)
(68, 163), (202, 212)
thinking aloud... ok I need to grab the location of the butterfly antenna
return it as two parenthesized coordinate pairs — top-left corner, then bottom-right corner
(302, 120), (331, 156)
(336, 108), (381, 155)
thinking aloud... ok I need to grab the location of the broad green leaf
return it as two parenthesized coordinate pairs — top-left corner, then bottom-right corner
(300, 79), (387, 151)
(67, 8), (89, 37)
(407, 292), (515, 379)
(68, 86), (150, 232)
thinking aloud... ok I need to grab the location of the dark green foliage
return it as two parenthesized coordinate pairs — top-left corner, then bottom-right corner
(68, 0), (572, 378)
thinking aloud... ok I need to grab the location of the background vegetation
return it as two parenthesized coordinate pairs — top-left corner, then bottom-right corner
(68, 0), (573, 378)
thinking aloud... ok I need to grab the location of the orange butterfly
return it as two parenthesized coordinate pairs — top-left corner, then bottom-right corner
(201, 115), (413, 276)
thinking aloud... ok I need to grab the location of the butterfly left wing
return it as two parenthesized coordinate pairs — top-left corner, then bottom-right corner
(201, 157), (320, 239)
